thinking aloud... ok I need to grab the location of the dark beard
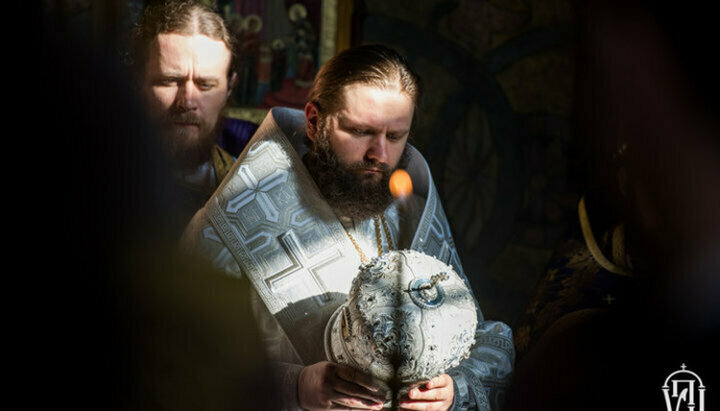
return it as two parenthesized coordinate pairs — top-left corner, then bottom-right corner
(161, 110), (221, 171)
(303, 126), (410, 220)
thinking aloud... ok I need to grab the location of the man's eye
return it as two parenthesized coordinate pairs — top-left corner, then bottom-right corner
(197, 83), (215, 91)
(156, 78), (176, 86)
(387, 134), (404, 141)
(353, 129), (370, 136)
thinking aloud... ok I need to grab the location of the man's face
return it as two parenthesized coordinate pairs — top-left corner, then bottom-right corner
(317, 84), (413, 182)
(304, 83), (414, 218)
(143, 33), (233, 169)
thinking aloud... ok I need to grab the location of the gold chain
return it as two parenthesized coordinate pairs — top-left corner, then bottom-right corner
(343, 214), (395, 263)
(343, 225), (370, 263)
(380, 215), (394, 251)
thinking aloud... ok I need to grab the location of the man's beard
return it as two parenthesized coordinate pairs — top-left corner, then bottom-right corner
(303, 121), (410, 220)
(160, 110), (220, 170)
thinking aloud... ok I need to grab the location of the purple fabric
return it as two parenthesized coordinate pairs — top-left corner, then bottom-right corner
(218, 117), (259, 157)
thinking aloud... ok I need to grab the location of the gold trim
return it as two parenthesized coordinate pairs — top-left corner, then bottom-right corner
(335, 0), (354, 54)
(212, 145), (235, 185)
(224, 107), (268, 125)
(578, 196), (635, 277)
(611, 223), (626, 267)
(320, 0), (339, 65)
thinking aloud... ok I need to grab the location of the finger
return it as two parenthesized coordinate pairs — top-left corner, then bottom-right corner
(335, 365), (385, 392)
(329, 396), (385, 410)
(407, 386), (449, 402)
(425, 374), (450, 389)
(332, 378), (387, 404)
(398, 399), (446, 411)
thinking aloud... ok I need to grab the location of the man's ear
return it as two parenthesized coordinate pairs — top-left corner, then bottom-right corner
(226, 71), (238, 99)
(304, 101), (320, 143)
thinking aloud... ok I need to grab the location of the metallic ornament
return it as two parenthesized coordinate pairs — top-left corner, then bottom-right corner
(324, 250), (477, 384)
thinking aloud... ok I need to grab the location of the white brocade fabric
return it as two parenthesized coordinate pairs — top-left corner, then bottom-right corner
(181, 108), (514, 410)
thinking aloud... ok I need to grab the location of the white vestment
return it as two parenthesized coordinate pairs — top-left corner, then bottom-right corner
(182, 108), (514, 410)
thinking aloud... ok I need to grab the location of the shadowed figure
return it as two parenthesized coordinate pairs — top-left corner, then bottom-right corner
(506, 1), (719, 410)
(39, 9), (276, 409)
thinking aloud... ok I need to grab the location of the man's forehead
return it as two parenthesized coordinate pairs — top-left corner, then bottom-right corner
(335, 83), (414, 130)
(148, 33), (231, 73)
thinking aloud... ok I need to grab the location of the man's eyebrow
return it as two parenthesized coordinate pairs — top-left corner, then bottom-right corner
(149, 73), (183, 83)
(338, 118), (377, 133)
(337, 115), (410, 135)
(389, 128), (410, 136)
(337, 114), (372, 128)
(194, 76), (221, 83)
(338, 116), (361, 127)
(148, 68), (183, 78)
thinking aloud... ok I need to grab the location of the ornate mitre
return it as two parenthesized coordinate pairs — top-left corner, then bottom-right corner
(325, 250), (477, 384)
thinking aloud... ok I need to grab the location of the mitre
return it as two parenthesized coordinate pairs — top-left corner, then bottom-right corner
(324, 250), (477, 384)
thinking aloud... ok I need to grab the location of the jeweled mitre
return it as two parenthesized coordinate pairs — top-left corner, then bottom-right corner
(324, 250), (477, 383)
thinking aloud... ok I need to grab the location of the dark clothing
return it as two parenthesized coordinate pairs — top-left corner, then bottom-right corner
(170, 117), (258, 236)
(218, 117), (259, 157)
(513, 197), (641, 361)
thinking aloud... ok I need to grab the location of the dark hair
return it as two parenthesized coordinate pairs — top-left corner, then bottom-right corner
(131, 0), (234, 77)
(308, 44), (422, 115)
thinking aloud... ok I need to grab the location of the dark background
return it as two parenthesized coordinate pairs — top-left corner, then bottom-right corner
(39, 0), (718, 409)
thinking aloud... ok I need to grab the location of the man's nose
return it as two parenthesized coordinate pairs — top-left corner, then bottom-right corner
(365, 135), (389, 164)
(175, 82), (198, 111)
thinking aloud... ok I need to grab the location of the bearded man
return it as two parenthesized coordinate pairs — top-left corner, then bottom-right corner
(133, 0), (257, 230)
(182, 45), (514, 410)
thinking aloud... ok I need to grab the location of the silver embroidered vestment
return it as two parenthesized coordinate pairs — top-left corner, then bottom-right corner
(181, 108), (514, 410)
